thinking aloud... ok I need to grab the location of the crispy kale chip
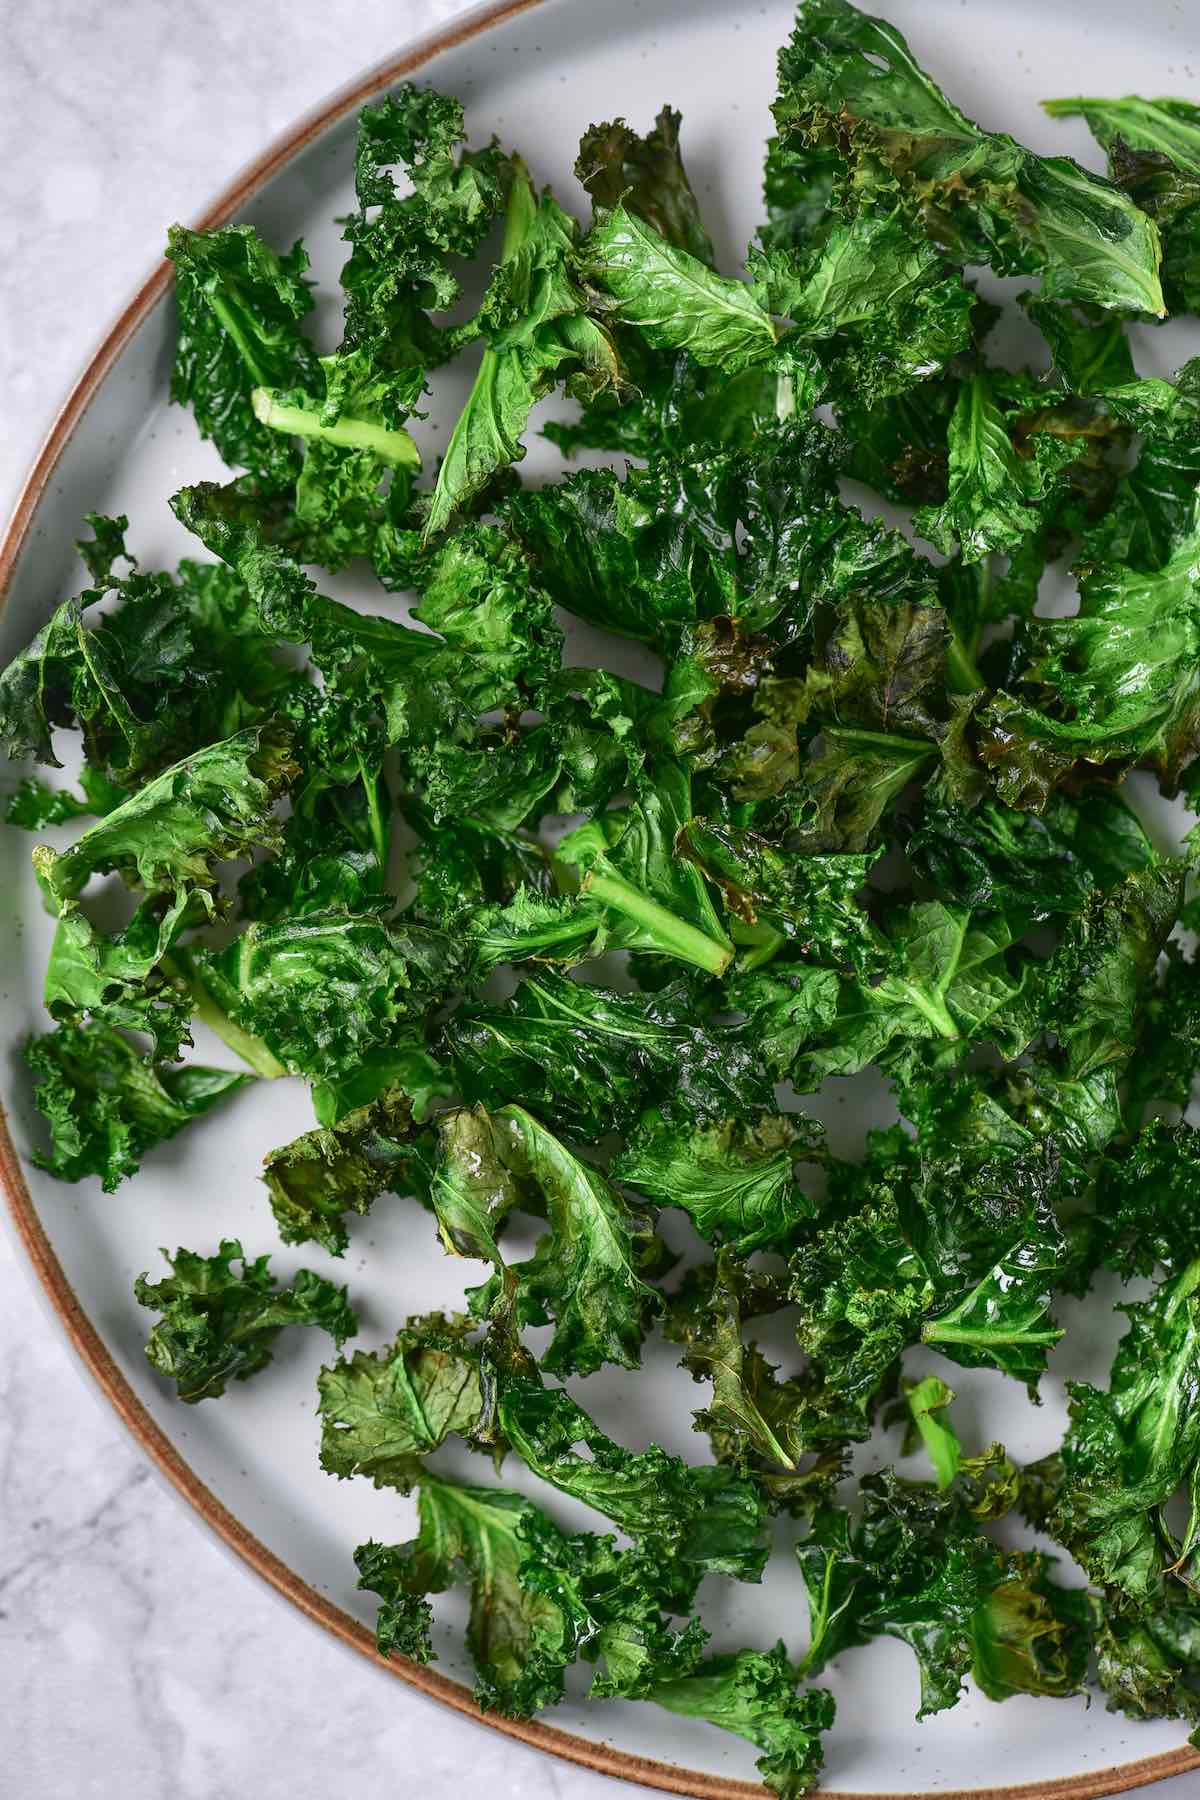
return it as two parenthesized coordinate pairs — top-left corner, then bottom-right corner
(614, 1112), (819, 1255)
(25, 1023), (250, 1193)
(662, 1251), (809, 1478)
(176, 913), (464, 1084)
(425, 162), (622, 537)
(499, 1380), (767, 1581)
(0, 518), (300, 782)
(136, 1238), (356, 1401)
(642, 1645), (834, 1798)
(354, 1476), (569, 1713)
(167, 224), (321, 491)
(799, 1468), (1089, 1717)
(318, 1313), (499, 1490)
(1045, 93), (1200, 314)
(1056, 1258), (1200, 1604)
(445, 972), (772, 1140)
(435, 1102), (664, 1377)
(262, 1085), (419, 1255)
(775, 1), (1164, 315)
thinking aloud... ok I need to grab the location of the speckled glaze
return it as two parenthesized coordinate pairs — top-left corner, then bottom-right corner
(4, 3), (1200, 1796)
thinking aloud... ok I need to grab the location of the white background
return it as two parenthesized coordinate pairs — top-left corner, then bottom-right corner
(0, 2), (1197, 1797)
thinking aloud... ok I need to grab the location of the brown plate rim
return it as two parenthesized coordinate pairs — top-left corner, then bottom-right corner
(2, 3), (1198, 1796)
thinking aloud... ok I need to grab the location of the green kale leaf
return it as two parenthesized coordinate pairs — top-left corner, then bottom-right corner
(25, 1023), (249, 1193)
(776, 1), (1164, 315)
(136, 1238), (355, 1401)
(263, 1085), (418, 1255)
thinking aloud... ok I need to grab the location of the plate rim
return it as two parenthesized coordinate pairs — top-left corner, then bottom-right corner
(1, 3), (1198, 1795)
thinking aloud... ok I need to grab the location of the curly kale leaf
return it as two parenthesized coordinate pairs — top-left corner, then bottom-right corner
(507, 421), (924, 648)
(775, 1), (1163, 315)
(1092, 1123), (1200, 1283)
(425, 164), (621, 538)
(50, 908), (201, 1068)
(979, 513), (1200, 802)
(912, 368), (1092, 564)
(135, 1238), (355, 1402)
(554, 107), (776, 456)
(787, 1117), (1070, 1427)
(173, 484), (559, 752)
(1034, 864), (1183, 1080)
(499, 1381), (767, 1581)
(516, 1510), (708, 1696)
(798, 1471), (1089, 1718)
(355, 1474), (569, 1714)
(786, 900), (1038, 1090)
(577, 104), (715, 267)
(179, 912), (464, 1084)
(445, 971), (772, 1141)
(32, 720), (296, 919)
(30, 722), (298, 1059)
(1057, 1258), (1200, 1603)
(750, 196), (973, 405)
(581, 203), (776, 373)
(1125, 944), (1200, 1116)
(1021, 294), (1135, 398)
(662, 1250), (808, 1476)
(332, 85), (509, 418)
(239, 757), (391, 924)
(0, 520), (298, 780)
(555, 763), (734, 976)
(167, 224), (321, 491)
(613, 1111), (819, 1256)
(262, 1085), (418, 1255)
(25, 1023), (249, 1193)
(1045, 93), (1200, 314)
(438, 1103), (663, 1377)
(1093, 1591), (1200, 1731)
(908, 785), (1154, 921)
(318, 1313), (496, 1490)
(643, 1645), (834, 1799)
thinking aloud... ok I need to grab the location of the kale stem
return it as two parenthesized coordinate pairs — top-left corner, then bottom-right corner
(208, 291), (271, 386)
(163, 949), (287, 1080)
(731, 919), (789, 972)
(252, 389), (420, 469)
(584, 868), (733, 975)
(896, 983), (959, 1041)
(357, 753), (390, 881)
(922, 1320), (1062, 1346)
(946, 627), (985, 695)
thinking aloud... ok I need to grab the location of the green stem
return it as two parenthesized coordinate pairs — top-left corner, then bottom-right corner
(208, 291), (271, 386)
(251, 388), (420, 469)
(896, 982), (959, 1042)
(357, 753), (390, 880)
(500, 156), (538, 261)
(164, 950), (287, 1080)
(946, 626), (985, 695)
(922, 1320), (1062, 1346)
(731, 918), (788, 973)
(584, 868), (733, 976)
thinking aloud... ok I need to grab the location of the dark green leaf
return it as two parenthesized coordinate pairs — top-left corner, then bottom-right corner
(136, 1238), (355, 1401)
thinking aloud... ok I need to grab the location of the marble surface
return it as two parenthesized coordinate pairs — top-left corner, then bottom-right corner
(0, 4), (1198, 1799)
(0, 4), (643, 1795)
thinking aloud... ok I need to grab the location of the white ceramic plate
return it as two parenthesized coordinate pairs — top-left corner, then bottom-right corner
(3, 3), (1200, 1795)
